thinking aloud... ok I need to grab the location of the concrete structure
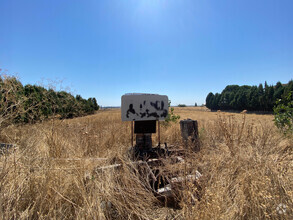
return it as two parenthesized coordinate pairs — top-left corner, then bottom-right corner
(180, 119), (198, 142)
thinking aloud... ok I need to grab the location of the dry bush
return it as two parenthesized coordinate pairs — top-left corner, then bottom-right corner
(0, 74), (25, 131)
(180, 111), (292, 219)
(0, 108), (292, 219)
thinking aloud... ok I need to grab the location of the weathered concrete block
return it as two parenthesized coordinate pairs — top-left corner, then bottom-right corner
(180, 119), (200, 151)
(180, 119), (198, 141)
(121, 93), (168, 121)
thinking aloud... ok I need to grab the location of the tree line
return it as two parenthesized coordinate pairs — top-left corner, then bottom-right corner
(205, 80), (293, 111)
(0, 75), (99, 126)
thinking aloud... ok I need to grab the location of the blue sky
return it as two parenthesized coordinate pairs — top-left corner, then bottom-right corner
(0, 0), (292, 106)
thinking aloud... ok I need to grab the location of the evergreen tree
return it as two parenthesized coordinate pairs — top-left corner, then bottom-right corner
(205, 80), (292, 112)
(212, 93), (221, 110)
(274, 82), (284, 100)
(206, 92), (214, 109)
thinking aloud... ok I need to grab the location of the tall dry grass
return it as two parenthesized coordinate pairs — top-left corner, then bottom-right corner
(0, 107), (292, 219)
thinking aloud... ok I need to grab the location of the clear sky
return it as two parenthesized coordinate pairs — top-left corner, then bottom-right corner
(1, 0), (292, 106)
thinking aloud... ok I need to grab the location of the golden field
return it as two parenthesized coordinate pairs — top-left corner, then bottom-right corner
(0, 107), (292, 219)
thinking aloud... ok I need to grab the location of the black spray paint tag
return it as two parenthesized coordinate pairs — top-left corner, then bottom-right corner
(121, 93), (169, 121)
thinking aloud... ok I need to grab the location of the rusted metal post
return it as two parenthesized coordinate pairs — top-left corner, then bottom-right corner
(131, 121), (134, 147)
(158, 121), (160, 146)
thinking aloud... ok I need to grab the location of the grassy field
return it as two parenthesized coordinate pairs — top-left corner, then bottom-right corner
(0, 107), (292, 219)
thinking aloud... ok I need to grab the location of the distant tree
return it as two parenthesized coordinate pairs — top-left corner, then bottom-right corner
(274, 82), (284, 100)
(178, 104), (187, 107)
(258, 83), (265, 111)
(248, 86), (259, 111)
(267, 86), (275, 110)
(0, 75), (25, 127)
(194, 102), (197, 107)
(1, 72), (100, 125)
(214, 93), (221, 110)
(91, 98), (99, 110)
(206, 92), (214, 109)
(205, 80), (292, 112)
(76, 95), (82, 101)
(235, 89), (248, 110)
(283, 80), (293, 96)
(219, 91), (232, 110)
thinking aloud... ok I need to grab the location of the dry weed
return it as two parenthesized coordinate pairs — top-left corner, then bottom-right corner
(0, 108), (292, 219)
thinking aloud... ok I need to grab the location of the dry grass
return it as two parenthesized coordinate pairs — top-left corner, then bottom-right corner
(0, 107), (292, 219)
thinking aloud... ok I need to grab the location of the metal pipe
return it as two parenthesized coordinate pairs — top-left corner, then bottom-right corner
(131, 120), (134, 147)
(158, 121), (160, 146)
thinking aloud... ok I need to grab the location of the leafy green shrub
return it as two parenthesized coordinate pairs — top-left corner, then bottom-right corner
(164, 100), (180, 125)
(273, 91), (293, 135)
